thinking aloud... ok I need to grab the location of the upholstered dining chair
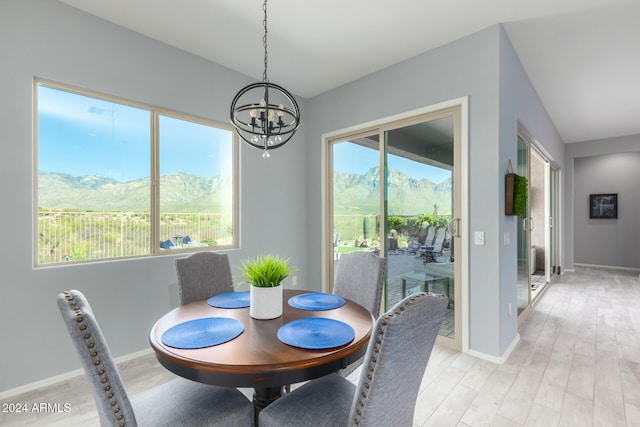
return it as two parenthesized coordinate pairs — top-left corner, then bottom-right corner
(175, 252), (234, 305)
(333, 251), (386, 318)
(259, 292), (448, 427)
(332, 250), (386, 377)
(57, 290), (253, 427)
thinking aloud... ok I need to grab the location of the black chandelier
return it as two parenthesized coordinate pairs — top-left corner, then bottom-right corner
(230, 0), (301, 158)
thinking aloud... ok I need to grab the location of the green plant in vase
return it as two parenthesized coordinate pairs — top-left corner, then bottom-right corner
(239, 254), (297, 319)
(239, 254), (296, 287)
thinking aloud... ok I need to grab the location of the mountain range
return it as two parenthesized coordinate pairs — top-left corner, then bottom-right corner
(38, 171), (232, 212)
(334, 167), (452, 216)
(38, 167), (451, 215)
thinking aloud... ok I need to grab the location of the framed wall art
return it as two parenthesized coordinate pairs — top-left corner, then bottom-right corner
(589, 193), (618, 219)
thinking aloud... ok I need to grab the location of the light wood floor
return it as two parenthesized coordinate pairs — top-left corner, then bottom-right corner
(2, 266), (639, 426)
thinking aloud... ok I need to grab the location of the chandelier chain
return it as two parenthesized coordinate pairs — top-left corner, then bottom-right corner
(229, 0), (300, 156)
(262, 0), (268, 82)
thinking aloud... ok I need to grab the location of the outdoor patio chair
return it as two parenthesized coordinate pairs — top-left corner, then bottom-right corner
(422, 227), (446, 262)
(419, 225), (436, 250)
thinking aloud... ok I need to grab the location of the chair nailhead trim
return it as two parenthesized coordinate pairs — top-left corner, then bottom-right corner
(62, 291), (127, 426)
(351, 292), (426, 425)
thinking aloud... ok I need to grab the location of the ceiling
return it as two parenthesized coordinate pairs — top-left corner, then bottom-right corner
(59, 0), (639, 144)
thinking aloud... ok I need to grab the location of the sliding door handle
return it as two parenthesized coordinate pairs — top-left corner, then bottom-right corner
(521, 217), (534, 231)
(449, 218), (461, 238)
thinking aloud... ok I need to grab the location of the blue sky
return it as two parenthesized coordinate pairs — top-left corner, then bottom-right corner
(38, 85), (449, 184)
(37, 85), (232, 182)
(333, 141), (451, 184)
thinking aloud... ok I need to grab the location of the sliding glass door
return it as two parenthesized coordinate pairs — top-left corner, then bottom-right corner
(517, 131), (559, 317)
(328, 106), (462, 349)
(516, 135), (530, 315)
(330, 132), (381, 264)
(549, 166), (560, 280)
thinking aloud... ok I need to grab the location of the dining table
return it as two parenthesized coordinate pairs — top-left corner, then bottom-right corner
(149, 289), (374, 423)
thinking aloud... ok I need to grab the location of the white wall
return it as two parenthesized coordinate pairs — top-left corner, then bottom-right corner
(0, 0), (309, 393)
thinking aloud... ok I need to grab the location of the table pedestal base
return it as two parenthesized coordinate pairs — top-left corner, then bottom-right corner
(253, 386), (284, 425)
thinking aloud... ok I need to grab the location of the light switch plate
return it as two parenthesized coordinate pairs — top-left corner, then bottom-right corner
(474, 231), (485, 245)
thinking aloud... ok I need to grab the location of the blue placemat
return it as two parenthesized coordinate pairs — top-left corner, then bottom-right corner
(208, 291), (250, 309)
(161, 317), (244, 349)
(277, 318), (355, 350)
(288, 293), (346, 311)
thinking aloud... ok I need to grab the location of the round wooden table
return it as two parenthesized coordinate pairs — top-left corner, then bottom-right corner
(149, 289), (374, 421)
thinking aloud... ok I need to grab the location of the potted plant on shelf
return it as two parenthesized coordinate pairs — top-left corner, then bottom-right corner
(239, 254), (296, 319)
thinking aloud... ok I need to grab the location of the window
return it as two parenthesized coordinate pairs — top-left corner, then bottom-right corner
(35, 80), (238, 266)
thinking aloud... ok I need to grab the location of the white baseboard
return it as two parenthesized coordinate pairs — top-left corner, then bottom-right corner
(574, 263), (640, 272)
(0, 348), (154, 400)
(466, 333), (520, 364)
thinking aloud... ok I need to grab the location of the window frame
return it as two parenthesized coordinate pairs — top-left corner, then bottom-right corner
(33, 78), (239, 267)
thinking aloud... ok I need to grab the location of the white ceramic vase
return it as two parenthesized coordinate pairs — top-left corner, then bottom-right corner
(249, 284), (283, 319)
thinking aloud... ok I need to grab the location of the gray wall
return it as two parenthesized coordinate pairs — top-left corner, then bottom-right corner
(568, 138), (640, 269)
(564, 134), (640, 270)
(305, 26), (564, 358)
(497, 27), (565, 354)
(0, 0), (309, 393)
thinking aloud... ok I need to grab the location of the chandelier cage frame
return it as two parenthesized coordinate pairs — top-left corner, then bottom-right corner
(229, 0), (301, 157)
(230, 82), (300, 151)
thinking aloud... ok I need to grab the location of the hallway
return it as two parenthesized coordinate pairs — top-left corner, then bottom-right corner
(415, 266), (640, 426)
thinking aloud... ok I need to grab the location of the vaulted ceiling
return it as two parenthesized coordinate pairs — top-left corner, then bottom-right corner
(59, 0), (640, 144)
